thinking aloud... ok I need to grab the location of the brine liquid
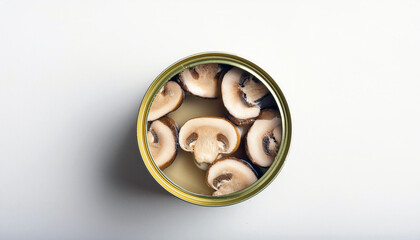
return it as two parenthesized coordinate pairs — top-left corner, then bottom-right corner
(165, 94), (249, 195)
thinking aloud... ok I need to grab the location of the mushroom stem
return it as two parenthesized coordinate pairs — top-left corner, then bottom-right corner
(193, 136), (220, 166)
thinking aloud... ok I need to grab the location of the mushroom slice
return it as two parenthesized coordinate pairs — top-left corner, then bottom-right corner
(221, 67), (272, 125)
(178, 64), (222, 98)
(245, 109), (282, 167)
(148, 81), (184, 121)
(206, 157), (258, 196)
(147, 117), (179, 170)
(179, 117), (240, 170)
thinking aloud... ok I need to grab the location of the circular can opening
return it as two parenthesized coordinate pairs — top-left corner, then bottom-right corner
(137, 52), (292, 206)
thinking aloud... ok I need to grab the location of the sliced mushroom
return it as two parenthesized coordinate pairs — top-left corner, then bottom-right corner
(148, 81), (184, 121)
(245, 109), (282, 167)
(179, 117), (240, 170)
(147, 117), (179, 170)
(178, 64), (222, 98)
(221, 67), (273, 125)
(206, 157), (258, 196)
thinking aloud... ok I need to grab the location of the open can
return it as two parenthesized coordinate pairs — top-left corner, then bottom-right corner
(137, 52), (292, 206)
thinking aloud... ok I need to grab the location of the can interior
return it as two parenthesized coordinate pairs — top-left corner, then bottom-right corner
(137, 53), (292, 206)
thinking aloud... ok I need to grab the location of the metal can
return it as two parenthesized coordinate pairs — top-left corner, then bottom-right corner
(137, 52), (292, 206)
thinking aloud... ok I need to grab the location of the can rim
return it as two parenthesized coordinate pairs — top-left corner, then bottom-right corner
(137, 52), (292, 206)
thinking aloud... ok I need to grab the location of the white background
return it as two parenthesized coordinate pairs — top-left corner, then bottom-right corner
(1, 0), (420, 239)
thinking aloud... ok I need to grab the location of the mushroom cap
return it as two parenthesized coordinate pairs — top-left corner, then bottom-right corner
(178, 64), (221, 98)
(178, 117), (240, 169)
(206, 157), (258, 196)
(148, 81), (184, 121)
(147, 117), (179, 170)
(221, 67), (270, 125)
(245, 109), (282, 167)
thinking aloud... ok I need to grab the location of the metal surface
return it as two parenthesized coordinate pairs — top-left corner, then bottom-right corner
(137, 52), (292, 206)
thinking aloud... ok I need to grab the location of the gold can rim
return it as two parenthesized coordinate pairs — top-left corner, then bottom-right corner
(137, 52), (292, 206)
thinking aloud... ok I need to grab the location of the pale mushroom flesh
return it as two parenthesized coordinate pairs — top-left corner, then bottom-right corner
(148, 81), (184, 121)
(147, 117), (179, 170)
(178, 117), (240, 170)
(206, 157), (258, 196)
(245, 109), (282, 167)
(178, 63), (222, 98)
(221, 67), (273, 125)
